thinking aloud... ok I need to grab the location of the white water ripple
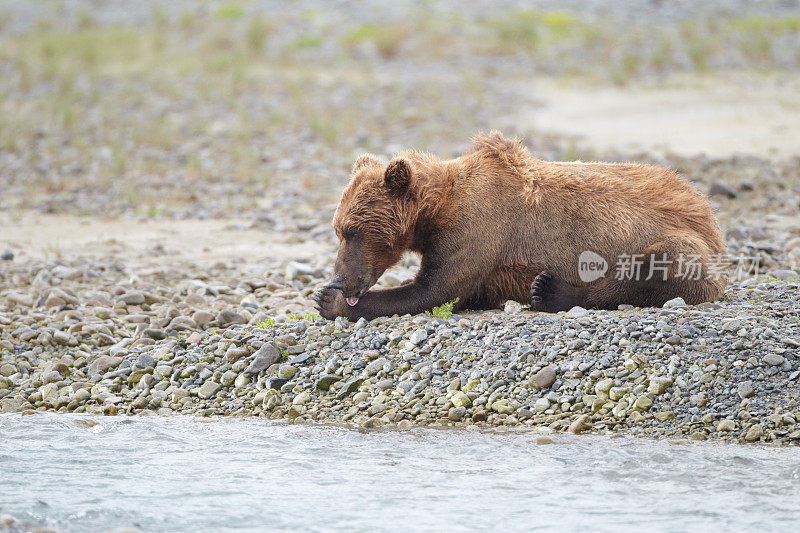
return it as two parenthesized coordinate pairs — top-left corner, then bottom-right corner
(1, 414), (799, 533)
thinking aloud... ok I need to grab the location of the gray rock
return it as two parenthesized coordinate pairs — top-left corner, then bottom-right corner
(364, 358), (387, 377)
(409, 329), (428, 346)
(266, 377), (289, 390)
(1, 250), (13, 261)
(397, 380), (416, 394)
(745, 424), (764, 442)
(737, 381), (755, 399)
(6, 292), (33, 307)
(245, 343), (281, 375)
(293, 392), (311, 405)
(648, 377), (673, 395)
(285, 261), (315, 281)
(316, 374), (342, 391)
(134, 354), (156, 369)
(336, 378), (364, 398)
(783, 337), (800, 348)
(88, 356), (122, 376)
(277, 364), (297, 380)
(220, 370), (237, 386)
(143, 329), (166, 340)
(763, 353), (785, 367)
(52, 330), (73, 346)
(565, 306), (588, 318)
(709, 181), (737, 198)
(192, 310), (215, 326)
(568, 414), (590, 434)
(288, 352), (314, 365)
(448, 406), (466, 421)
(217, 310), (246, 327)
(662, 297), (686, 308)
(72, 388), (91, 403)
(531, 366), (557, 389)
(119, 292), (145, 305)
(197, 381), (221, 399)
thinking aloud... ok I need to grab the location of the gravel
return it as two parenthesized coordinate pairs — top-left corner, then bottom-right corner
(1, 260), (799, 444)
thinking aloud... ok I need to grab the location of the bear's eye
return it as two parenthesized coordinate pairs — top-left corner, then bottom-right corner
(343, 229), (359, 241)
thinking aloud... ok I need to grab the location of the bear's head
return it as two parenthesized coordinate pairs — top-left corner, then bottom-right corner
(328, 154), (419, 306)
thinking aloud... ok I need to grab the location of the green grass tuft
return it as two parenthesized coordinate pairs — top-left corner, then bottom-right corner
(425, 298), (459, 319)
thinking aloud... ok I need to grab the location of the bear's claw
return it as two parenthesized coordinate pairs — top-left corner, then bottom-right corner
(530, 271), (582, 313)
(530, 272), (553, 307)
(312, 285), (344, 320)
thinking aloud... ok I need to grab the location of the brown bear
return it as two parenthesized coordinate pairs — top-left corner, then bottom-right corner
(313, 131), (728, 321)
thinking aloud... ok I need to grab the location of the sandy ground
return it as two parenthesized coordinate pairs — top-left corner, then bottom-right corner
(525, 73), (800, 159)
(0, 211), (327, 268)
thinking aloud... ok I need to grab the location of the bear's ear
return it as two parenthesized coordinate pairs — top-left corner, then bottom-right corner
(384, 158), (412, 194)
(352, 154), (381, 174)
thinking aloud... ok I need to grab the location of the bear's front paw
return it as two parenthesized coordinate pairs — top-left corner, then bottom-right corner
(312, 285), (347, 320)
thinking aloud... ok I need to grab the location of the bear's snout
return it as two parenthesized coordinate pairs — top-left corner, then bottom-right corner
(326, 276), (345, 291)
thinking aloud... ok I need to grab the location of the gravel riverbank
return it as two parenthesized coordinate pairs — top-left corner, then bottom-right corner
(1, 257), (799, 444)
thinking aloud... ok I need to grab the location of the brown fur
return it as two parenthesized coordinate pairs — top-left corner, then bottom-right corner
(313, 131), (728, 320)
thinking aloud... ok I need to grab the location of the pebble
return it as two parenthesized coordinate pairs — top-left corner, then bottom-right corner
(245, 343), (281, 375)
(534, 398), (550, 412)
(448, 406), (466, 421)
(744, 424), (764, 442)
(568, 414), (590, 434)
(293, 392), (311, 405)
(119, 292), (145, 305)
(337, 378), (364, 398)
(737, 381), (755, 399)
(648, 377), (673, 395)
(565, 306), (588, 318)
(143, 329), (166, 340)
(450, 391), (471, 408)
(192, 311), (215, 327)
(88, 356), (122, 376)
(531, 366), (557, 389)
(316, 375), (342, 391)
(197, 381), (221, 399)
(266, 377), (289, 390)
(217, 310), (246, 327)
(409, 329), (428, 346)
(662, 297), (686, 308)
(763, 353), (785, 367)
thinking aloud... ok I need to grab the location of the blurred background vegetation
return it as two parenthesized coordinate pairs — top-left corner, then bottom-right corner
(1, 1), (799, 219)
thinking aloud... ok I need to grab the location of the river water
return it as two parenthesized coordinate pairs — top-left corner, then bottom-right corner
(1, 414), (799, 532)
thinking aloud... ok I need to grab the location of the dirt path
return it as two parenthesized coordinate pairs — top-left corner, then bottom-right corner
(523, 73), (800, 159)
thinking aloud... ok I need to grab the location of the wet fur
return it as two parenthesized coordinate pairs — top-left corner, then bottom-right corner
(314, 131), (728, 320)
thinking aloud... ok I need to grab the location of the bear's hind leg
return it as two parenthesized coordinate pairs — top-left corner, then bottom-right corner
(584, 238), (727, 309)
(463, 265), (539, 311)
(529, 271), (588, 312)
